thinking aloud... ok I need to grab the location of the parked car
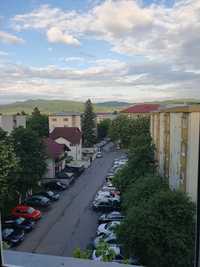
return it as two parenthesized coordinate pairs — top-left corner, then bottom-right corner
(56, 172), (75, 184)
(2, 228), (25, 247)
(37, 191), (60, 201)
(96, 152), (103, 158)
(44, 181), (67, 191)
(24, 195), (50, 208)
(3, 217), (35, 232)
(94, 233), (118, 248)
(93, 198), (120, 212)
(11, 205), (41, 220)
(97, 221), (121, 236)
(98, 211), (124, 224)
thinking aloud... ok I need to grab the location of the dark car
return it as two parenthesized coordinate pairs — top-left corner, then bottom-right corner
(24, 195), (50, 208)
(56, 172), (75, 184)
(93, 199), (119, 212)
(98, 211), (124, 224)
(2, 228), (25, 247)
(37, 191), (60, 201)
(3, 217), (35, 232)
(65, 165), (84, 177)
(44, 181), (67, 191)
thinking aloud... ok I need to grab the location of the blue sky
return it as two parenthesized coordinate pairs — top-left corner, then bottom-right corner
(0, 0), (199, 104)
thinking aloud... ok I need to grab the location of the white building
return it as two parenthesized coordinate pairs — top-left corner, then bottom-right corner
(50, 127), (82, 161)
(0, 115), (26, 133)
(49, 112), (82, 133)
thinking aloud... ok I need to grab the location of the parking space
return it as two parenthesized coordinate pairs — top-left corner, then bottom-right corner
(12, 143), (123, 257)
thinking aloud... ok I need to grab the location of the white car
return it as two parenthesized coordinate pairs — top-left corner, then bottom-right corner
(97, 221), (121, 236)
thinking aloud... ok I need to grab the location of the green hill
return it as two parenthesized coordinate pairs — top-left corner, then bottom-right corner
(0, 99), (131, 114)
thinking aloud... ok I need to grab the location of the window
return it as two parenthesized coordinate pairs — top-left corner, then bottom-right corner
(63, 118), (68, 121)
(52, 118), (57, 122)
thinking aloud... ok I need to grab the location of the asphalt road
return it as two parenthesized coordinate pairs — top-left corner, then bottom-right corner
(14, 143), (122, 257)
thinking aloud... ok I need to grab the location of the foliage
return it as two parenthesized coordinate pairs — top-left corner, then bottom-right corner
(73, 247), (91, 259)
(0, 140), (19, 217)
(27, 107), (49, 138)
(11, 126), (47, 197)
(118, 190), (195, 267)
(97, 119), (111, 140)
(82, 99), (97, 147)
(109, 115), (150, 148)
(122, 175), (168, 211)
(0, 128), (7, 140)
(95, 241), (116, 262)
(113, 132), (155, 193)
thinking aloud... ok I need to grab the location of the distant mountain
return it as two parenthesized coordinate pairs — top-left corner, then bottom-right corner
(0, 99), (131, 114)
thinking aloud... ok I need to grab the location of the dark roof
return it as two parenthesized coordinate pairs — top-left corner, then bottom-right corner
(44, 137), (65, 159)
(50, 127), (82, 145)
(49, 112), (82, 116)
(121, 103), (160, 113)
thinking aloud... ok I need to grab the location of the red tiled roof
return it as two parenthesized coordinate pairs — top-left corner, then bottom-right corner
(121, 103), (160, 113)
(44, 137), (65, 159)
(50, 127), (82, 145)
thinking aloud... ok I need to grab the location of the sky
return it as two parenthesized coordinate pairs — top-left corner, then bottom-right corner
(0, 0), (200, 104)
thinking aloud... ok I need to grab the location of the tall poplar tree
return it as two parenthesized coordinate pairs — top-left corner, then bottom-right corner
(82, 99), (96, 147)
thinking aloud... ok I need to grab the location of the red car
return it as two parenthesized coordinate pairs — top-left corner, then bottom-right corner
(11, 205), (41, 221)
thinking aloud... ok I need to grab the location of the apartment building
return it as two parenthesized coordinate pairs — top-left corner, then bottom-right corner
(49, 112), (82, 133)
(151, 105), (200, 202)
(121, 103), (160, 118)
(0, 115), (26, 133)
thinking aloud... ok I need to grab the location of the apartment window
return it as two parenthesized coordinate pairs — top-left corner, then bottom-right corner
(63, 118), (68, 122)
(52, 118), (57, 122)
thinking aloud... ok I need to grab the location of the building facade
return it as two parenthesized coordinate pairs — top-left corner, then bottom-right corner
(49, 112), (82, 133)
(151, 105), (200, 202)
(0, 115), (26, 133)
(44, 137), (66, 178)
(50, 127), (82, 161)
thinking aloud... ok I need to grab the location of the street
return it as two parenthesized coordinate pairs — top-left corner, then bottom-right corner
(14, 144), (121, 257)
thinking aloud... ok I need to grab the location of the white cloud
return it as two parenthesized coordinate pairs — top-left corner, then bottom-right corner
(0, 30), (24, 44)
(47, 27), (80, 46)
(12, 0), (200, 68)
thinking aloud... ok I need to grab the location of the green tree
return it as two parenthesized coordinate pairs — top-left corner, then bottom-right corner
(118, 190), (195, 267)
(109, 115), (150, 148)
(122, 175), (168, 212)
(11, 127), (47, 198)
(82, 99), (97, 147)
(0, 140), (19, 217)
(27, 107), (48, 138)
(97, 119), (111, 140)
(0, 128), (7, 141)
(113, 132), (155, 192)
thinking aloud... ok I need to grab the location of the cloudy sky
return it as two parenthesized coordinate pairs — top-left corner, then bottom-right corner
(0, 0), (199, 104)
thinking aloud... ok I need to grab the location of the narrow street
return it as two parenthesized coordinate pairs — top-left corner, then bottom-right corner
(15, 144), (121, 257)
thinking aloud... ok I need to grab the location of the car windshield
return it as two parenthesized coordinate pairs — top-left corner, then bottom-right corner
(16, 218), (25, 224)
(27, 207), (35, 214)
